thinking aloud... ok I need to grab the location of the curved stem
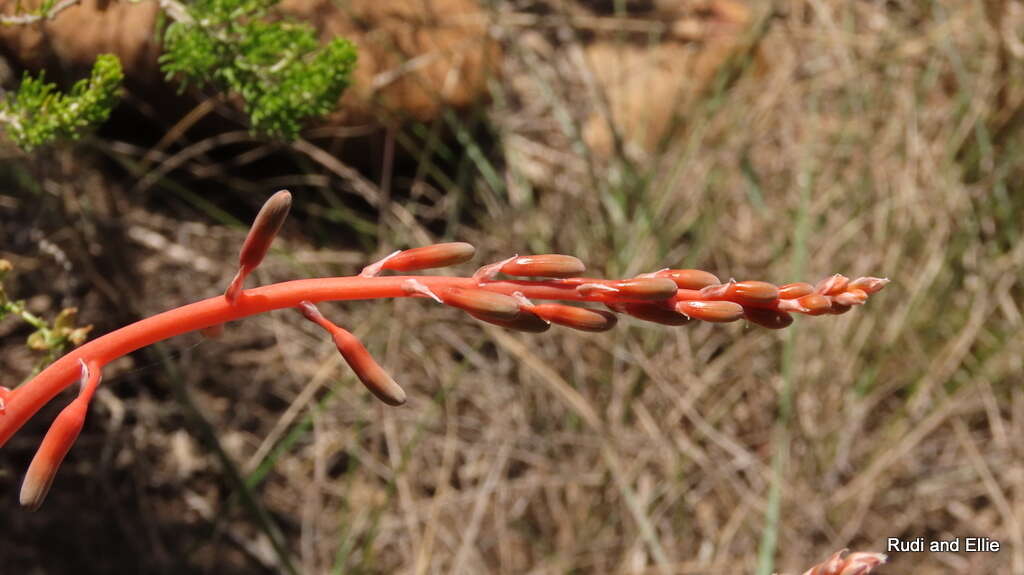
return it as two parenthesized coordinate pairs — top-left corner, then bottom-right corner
(0, 274), (674, 446)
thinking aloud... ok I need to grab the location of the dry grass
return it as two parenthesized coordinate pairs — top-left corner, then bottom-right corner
(2, 1), (1023, 574)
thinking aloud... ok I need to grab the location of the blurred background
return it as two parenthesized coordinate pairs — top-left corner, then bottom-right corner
(1, 1), (1022, 573)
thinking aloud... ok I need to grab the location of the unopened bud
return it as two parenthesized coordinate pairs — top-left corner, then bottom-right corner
(743, 308), (794, 330)
(529, 304), (617, 332)
(620, 302), (691, 325)
(238, 190), (292, 272)
(676, 300), (744, 322)
(848, 276), (890, 294)
(441, 287), (522, 320)
(469, 309), (551, 333)
(797, 293), (832, 315)
(20, 360), (100, 511)
(500, 254), (586, 278)
(833, 289), (868, 306)
(654, 269), (720, 289)
(727, 280), (779, 305)
(778, 282), (814, 299)
(227, 190), (292, 302)
(828, 300), (853, 315)
(611, 278), (679, 301)
(815, 274), (849, 296)
(332, 329), (407, 406)
(382, 243), (476, 272)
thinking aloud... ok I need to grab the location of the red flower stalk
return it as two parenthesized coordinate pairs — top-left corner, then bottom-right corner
(801, 549), (887, 575)
(0, 191), (888, 508)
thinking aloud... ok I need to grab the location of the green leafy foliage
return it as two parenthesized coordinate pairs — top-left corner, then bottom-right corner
(0, 54), (123, 151)
(161, 0), (357, 139)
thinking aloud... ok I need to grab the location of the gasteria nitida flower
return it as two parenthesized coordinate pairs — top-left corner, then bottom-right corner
(0, 190), (889, 509)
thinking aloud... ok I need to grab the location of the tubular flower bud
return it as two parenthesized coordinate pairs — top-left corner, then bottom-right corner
(802, 549), (887, 575)
(440, 287), (522, 320)
(743, 308), (794, 330)
(382, 243), (476, 272)
(20, 360), (101, 511)
(499, 254), (586, 278)
(226, 190), (292, 302)
(331, 328), (407, 406)
(848, 276), (890, 294)
(654, 269), (721, 290)
(529, 304), (617, 332)
(726, 280), (779, 306)
(797, 294), (832, 315)
(778, 282), (815, 299)
(833, 289), (868, 306)
(298, 301), (406, 406)
(577, 283), (620, 296)
(469, 309), (551, 333)
(619, 302), (691, 326)
(815, 274), (850, 296)
(610, 278), (679, 301)
(676, 300), (744, 322)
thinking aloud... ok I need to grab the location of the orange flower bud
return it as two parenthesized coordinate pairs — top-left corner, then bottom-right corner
(238, 190), (292, 272)
(833, 289), (868, 306)
(298, 301), (406, 406)
(654, 269), (720, 290)
(469, 309), (551, 333)
(226, 190), (292, 302)
(797, 293), (832, 315)
(815, 274), (849, 295)
(332, 328), (407, 406)
(380, 242), (476, 273)
(727, 280), (779, 305)
(20, 398), (86, 510)
(676, 300), (744, 322)
(619, 302), (691, 326)
(529, 304), (617, 332)
(743, 308), (794, 330)
(778, 282), (814, 299)
(440, 287), (522, 320)
(848, 276), (890, 294)
(20, 360), (100, 511)
(610, 278), (679, 300)
(500, 254), (586, 278)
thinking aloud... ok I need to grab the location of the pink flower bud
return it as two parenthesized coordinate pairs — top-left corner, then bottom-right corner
(654, 269), (721, 289)
(848, 276), (890, 294)
(500, 254), (586, 278)
(440, 287), (522, 320)
(743, 308), (794, 330)
(815, 274), (849, 296)
(529, 304), (617, 332)
(676, 300), (744, 322)
(610, 278), (679, 301)
(778, 282), (815, 299)
(619, 302), (692, 325)
(381, 242), (476, 272)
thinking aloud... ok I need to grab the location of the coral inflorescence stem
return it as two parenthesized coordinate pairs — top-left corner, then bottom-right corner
(0, 191), (888, 509)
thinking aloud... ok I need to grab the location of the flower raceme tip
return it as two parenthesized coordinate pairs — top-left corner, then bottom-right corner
(0, 191), (889, 510)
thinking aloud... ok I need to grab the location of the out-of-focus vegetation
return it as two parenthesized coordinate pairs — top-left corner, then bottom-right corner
(1, 1), (1022, 574)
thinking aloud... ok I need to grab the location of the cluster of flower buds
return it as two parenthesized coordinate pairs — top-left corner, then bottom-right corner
(3, 191), (888, 510)
(800, 549), (887, 575)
